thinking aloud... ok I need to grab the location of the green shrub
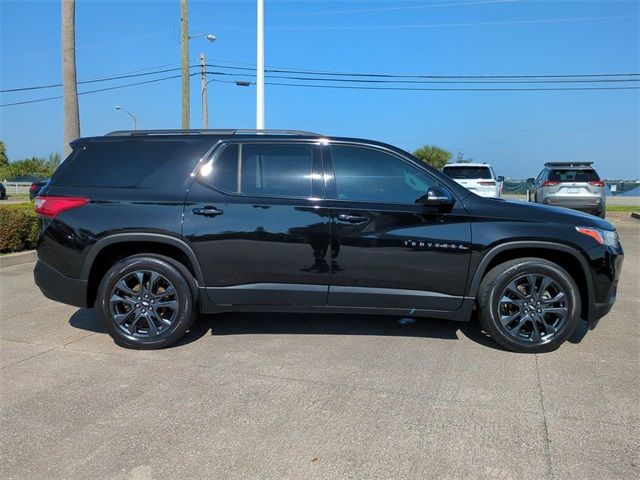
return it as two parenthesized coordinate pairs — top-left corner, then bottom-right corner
(0, 202), (39, 253)
(0, 153), (61, 182)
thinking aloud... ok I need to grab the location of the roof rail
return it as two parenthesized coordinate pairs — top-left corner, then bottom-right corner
(105, 129), (236, 136)
(233, 129), (323, 136)
(105, 129), (323, 137)
(544, 161), (594, 167)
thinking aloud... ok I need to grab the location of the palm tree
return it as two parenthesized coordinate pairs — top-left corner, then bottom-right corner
(62, 0), (80, 157)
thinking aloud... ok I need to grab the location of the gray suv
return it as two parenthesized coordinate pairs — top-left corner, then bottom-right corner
(528, 162), (606, 218)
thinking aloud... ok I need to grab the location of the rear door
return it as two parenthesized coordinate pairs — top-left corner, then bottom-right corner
(183, 140), (331, 306)
(323, 143), (471, 311)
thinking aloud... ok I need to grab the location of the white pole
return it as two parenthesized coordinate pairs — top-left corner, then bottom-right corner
(256, 0), (265, 129)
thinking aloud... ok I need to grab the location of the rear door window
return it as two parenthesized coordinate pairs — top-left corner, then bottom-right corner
(548, 169), (599, 182)
(205, 143), (314, 198)
(442, 166), (492, 180)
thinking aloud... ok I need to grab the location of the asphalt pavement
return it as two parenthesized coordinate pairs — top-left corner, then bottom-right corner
(1, 215), (638, 479)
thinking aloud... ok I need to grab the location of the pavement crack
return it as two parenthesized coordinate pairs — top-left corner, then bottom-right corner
(1, 346), (57, 370)
(535, 354), (555, 480)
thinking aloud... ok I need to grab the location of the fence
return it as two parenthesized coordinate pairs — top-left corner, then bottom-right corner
(2, 182), (32, 195)
(503, 180), (640, 197)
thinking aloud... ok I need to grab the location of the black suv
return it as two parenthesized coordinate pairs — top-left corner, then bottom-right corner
(34, 130), (623, 353)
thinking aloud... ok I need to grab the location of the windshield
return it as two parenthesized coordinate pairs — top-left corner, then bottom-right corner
(548, 169), (599, 182)
(442, 166), (492, 180)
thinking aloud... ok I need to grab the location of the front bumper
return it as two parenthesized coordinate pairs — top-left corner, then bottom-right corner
(34, 260), (88, 308)
(585, 244), (623, 329)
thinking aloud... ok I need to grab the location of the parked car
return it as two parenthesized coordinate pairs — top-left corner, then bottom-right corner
(442, 163), (504, 198)
(528, 162), (606, 218)
(29, 179), (49, 200)
(33, 129), (623, 353)
(0, 182), (6, 200)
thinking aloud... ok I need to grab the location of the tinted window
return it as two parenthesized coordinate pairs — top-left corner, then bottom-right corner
(331, 145), (434, 203)
(53, 140), (185, 187)
(208, 144), (239, 192)
(442, 166), (492, 180)
(206, 143), (313, 198)
(548, 169), (599, 182)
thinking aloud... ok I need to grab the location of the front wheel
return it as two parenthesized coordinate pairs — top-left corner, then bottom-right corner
(96, 255), (196, 349)
(477, 258), (581, 353)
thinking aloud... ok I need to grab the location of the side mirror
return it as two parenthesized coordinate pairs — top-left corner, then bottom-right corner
(526, 177), (535, 183)
(497, 176), (505, 182)
(417, 187), (455, 209)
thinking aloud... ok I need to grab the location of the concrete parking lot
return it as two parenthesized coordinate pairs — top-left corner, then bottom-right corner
(1, 215), (638, 479)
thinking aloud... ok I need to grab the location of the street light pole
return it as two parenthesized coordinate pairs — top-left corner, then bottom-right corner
(115, 106), (136, 130)
(180, 0), (189, 129)
(200, 53), (208, 128)
(256, 0), (265, 129)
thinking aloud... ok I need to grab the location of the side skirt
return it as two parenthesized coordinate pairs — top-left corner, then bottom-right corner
(198, 287), (475, 322)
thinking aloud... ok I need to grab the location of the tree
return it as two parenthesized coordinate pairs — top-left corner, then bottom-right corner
(412, 145), (452, 170)
(0, 141), (8, 166)
(454, 152), (473, 164)
(62, 0), (80, 157)
(0, 153), (62, 181)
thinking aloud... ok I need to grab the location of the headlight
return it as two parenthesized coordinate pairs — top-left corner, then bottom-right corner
(576, 227), (619, 246)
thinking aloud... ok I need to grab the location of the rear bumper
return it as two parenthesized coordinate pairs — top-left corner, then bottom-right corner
(34, 260), (88, 308)
(542, 195), (604, 212)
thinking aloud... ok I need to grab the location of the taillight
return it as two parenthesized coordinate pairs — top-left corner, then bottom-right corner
(542, 181), (560, 187)
(479, 181), (496, 186)
(589, 180), (605, 187)
(34, 196), (89, 218)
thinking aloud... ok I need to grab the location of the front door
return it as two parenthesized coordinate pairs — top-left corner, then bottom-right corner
(323, 143), (471, 311)
(183, 141), (331, 306)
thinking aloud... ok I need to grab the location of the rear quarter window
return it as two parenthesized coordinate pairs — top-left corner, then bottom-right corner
(52, 140), (186, 187)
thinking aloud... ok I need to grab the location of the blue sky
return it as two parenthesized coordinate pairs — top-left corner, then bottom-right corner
(1, 0), (638, 179)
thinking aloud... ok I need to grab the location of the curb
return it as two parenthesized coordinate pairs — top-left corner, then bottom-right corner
(632, 212), (640, 221)
(0, 250), (36, 268)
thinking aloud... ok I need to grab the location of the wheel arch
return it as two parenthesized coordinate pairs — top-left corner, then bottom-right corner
(82, 233), (204, 307)
(468, 241), (594, 321)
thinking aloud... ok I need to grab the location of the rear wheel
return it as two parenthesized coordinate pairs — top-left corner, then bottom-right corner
(477, 258), (581, 353)
(96, 255), (196, 349)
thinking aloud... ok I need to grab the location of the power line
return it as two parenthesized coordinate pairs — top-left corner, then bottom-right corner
(205, 63), (640, 80)
(209, 78), (640, 92)
(1, 74), (193, 108)
(206, 71), (639, 85)
(0, 67), (189, 93)
(6, 62), (636, 94)
(269, 0), (518, 17)
(223, 14), (639, 31)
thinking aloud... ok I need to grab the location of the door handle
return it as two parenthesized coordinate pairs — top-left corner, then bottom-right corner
(337, 213), (368, 224)
(192, 206), (224, 217)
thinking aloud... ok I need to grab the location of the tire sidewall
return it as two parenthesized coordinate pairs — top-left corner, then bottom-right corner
(485, 260), (581, 353)
(97, 256), (194, 349)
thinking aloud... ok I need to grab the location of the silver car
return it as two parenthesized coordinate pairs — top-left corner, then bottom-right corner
(528, 162), (606, 218)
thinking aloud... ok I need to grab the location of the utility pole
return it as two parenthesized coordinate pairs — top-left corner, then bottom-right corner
(61, 0), (80, 156)
(181, 0), (190, 129)
(256, 0), (265, 129)
(200, 53), (208, 128)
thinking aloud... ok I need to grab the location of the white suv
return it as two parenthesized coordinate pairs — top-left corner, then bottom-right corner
(442, 163), (504, 198)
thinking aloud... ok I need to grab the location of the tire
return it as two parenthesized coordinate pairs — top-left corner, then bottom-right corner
(477, 257), (581, 353)
(96, 255), (196, 349)
(598, 210), (606, 219)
